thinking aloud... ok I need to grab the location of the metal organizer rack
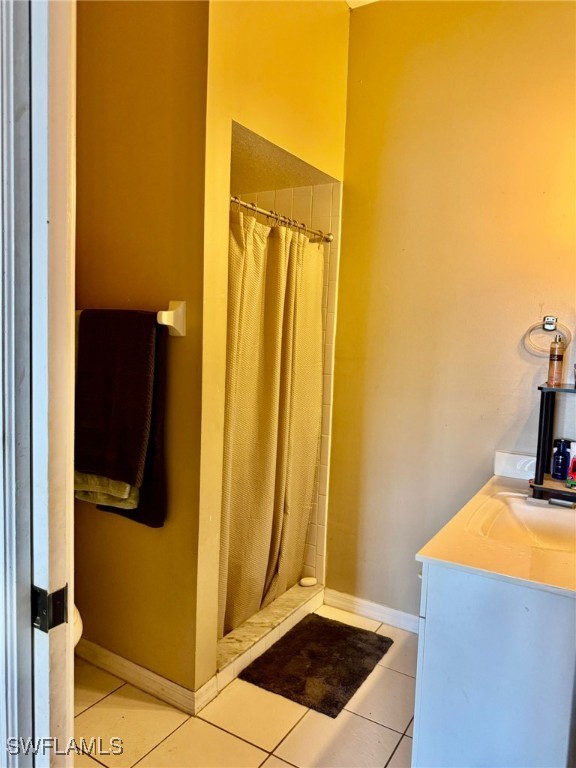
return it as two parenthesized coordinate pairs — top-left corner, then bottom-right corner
(531, 383), (576, 502)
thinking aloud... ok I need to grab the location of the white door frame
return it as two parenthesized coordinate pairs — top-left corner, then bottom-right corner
(32, 1), (76, 762)
(1, 2), (35, 765)
(1, 1), (76, 765)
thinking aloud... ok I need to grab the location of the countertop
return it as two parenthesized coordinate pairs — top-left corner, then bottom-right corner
(416, 475), (576, 597)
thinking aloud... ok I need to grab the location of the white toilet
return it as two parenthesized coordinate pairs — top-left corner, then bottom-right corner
(73, 604), (83, 647)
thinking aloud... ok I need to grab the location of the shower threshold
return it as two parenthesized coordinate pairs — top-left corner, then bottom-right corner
(217, 582), (324, 673)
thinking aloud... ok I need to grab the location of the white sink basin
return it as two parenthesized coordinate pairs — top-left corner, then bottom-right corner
(466, 492), (576, 552)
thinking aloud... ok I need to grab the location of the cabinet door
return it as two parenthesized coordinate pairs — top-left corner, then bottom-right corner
(413, 564), (575, 768)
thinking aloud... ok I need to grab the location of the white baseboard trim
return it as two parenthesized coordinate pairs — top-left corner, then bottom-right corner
(323, 589), (419, 633)
(76, 639), (218, 715)
(193, 676), (219, 713)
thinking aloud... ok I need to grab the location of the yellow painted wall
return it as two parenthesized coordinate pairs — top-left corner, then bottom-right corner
(75, 0), (208, 688)
(329, 1), (576, 614)
(196, 1), (350, 684)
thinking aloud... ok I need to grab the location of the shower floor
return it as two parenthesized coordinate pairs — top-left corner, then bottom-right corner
(217, 583), (324, 672)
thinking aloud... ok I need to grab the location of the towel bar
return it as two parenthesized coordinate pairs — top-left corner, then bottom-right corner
(157, 300), (186, 337)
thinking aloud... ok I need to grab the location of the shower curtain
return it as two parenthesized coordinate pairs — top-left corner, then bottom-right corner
(218, 209), (324, 638)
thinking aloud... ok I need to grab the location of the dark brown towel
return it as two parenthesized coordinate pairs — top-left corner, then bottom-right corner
(98, 322), (168, 527)
(75, 310), (168, 527)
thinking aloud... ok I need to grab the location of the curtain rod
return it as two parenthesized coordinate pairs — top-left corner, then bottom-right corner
(230, 196), (333, 243)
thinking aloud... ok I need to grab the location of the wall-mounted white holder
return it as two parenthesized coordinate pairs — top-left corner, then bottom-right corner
(543, 316), (558, 332)
(523, 316), (573, 356)
(157, 300), (186, 337)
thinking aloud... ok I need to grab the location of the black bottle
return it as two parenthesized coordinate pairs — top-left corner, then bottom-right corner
(551, 438), (572, 481)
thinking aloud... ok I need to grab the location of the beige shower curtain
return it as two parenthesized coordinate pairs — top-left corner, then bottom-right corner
(218, 210), (324, 638)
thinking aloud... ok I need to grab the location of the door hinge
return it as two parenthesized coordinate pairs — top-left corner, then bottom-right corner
(32, 584), (68, 632)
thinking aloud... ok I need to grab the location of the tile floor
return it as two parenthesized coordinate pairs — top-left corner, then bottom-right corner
(74, 606), (417, 768)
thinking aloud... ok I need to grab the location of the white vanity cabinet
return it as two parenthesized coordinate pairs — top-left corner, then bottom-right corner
(412, 560), (576, 767)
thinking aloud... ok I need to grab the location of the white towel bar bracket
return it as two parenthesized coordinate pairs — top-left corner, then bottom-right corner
(157, 300), (186, 337)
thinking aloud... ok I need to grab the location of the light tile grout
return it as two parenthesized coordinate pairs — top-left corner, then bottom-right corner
(340, 707), (410, 738)
(376, 665), (417, 681)
(268, 754), (301, 768)
(129, 714), (194, 768)
(74, 681), (127, 719)
(271, 707), (310, 753)
(78, 750), (108, 768)
(194, 711), (284, 756)
(383, 728), (409, 768)
(383, 735), (406, 768)
(268, 707), (311, 757)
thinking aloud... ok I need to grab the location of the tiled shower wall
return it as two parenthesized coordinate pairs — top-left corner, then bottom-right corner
(238, 183), (342, 585)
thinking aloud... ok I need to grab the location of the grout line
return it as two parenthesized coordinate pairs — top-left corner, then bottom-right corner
(194, 713), (283, 755)
(75, 666), (194, 767)
(403, 716), (414, 736)
(74, 681), (127, 719)
(383, 730), (405, 768)
(383, 716), (413, 768)
(129, 715), (194, 768)
(340, 708), (410, 737)
(267, 712), (309, 757)
(267, 754), (301, 768)
(378, 666), (417, 680)
(268, 706), (309, 754)
(78, 750), (108, 768)
(376, 665), (417, 680)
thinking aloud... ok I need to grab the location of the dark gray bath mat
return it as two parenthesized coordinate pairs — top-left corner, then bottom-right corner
(239, 613), (393, 718)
